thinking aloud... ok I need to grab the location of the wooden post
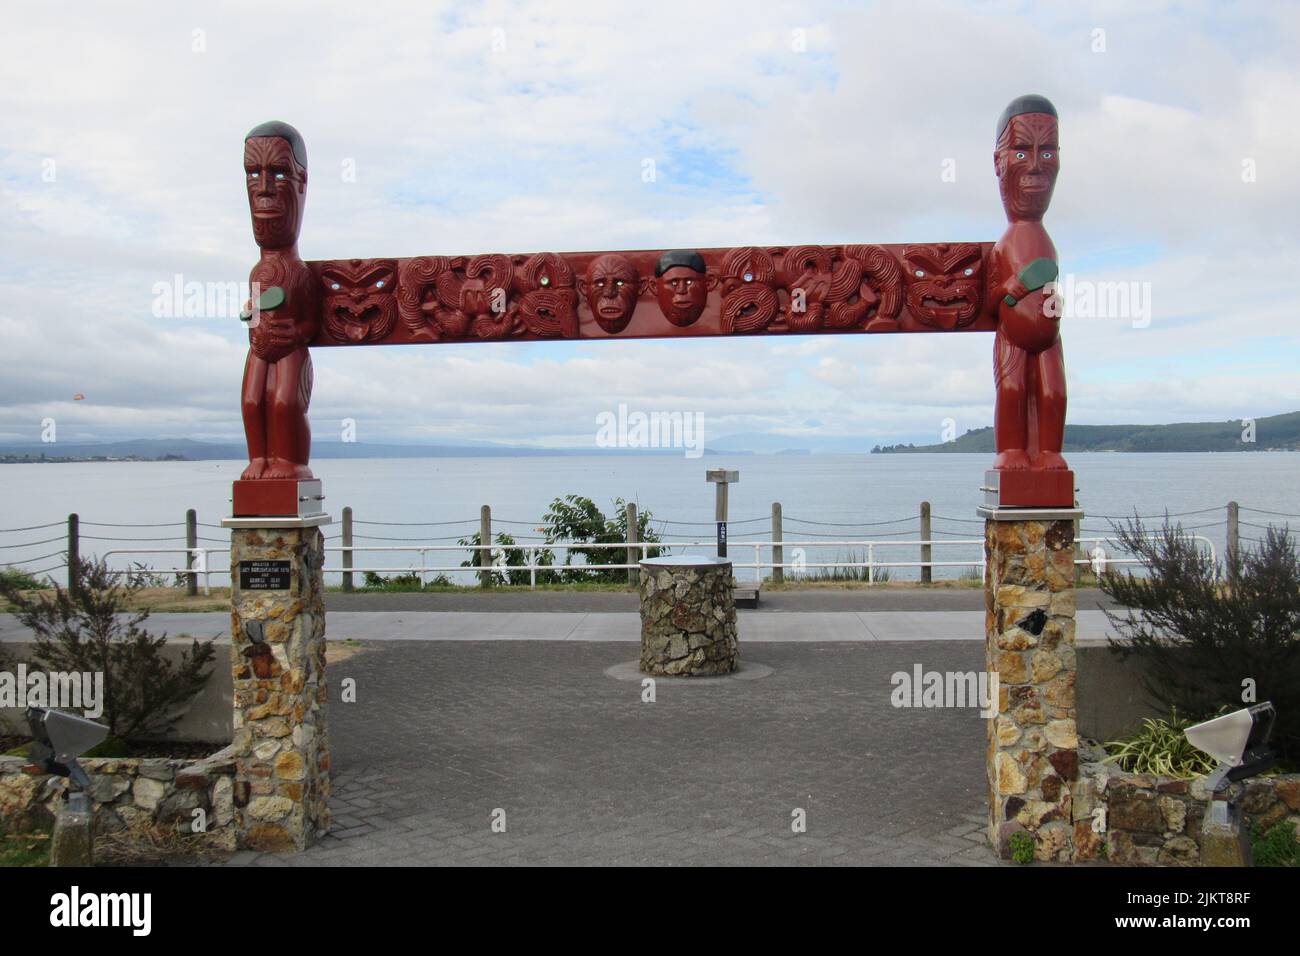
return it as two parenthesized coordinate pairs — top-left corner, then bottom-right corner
(185, 508), (198, 596)
(341, 506), (354, 592)
(626, 502), (639, 587)
(1226, 500), (1239, 569)
(706, 469), (738, 558)
(66, 513), (80, 598)
(771, 501), (784, 585)
(920, 500), (932, 585)
(480, 505), (492, 587)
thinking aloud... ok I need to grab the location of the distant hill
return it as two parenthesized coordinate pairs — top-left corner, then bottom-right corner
(0, 437), (730, 462)
(872, 411), (1300, 454)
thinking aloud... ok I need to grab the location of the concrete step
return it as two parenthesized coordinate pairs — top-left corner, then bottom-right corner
(734, 585), (760, 608)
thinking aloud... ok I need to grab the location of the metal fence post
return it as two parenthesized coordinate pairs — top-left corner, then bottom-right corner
(342, 506), (354, 592)
(771, 501), (783, 585)
(185, 508), (198, 596)
(626, 501), (639, 587)
(480, 505), (492, 587)
(66, 513), (80, 598)
(920, 500), (932, 585)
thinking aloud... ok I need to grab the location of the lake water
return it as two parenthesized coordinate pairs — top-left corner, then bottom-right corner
(1, 453), (1296, 585)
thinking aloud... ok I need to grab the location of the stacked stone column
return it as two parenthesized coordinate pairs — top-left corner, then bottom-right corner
(638, 556), (739, 676)
(984, 514), (1079, 862)
(228, 525), (330, 851)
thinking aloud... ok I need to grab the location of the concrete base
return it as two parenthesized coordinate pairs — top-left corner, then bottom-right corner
(49, 794), (94, 867)
(1200, 798), (1252, 867)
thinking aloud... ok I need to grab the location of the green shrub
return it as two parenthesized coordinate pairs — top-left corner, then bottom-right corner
(1009, 831), (1035, 864)
(1250, 819), (1300, 867)
(1103, 518), (1300, 763)
(458, 531), (557, 586)
(0, 558), (216, 743)
(361, 570), (452, 591)
(540, 496), (661, 583)
(0, 568), (50, 592)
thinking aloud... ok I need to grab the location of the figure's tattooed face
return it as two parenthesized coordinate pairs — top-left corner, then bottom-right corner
(245, 136), (306, 249)
(902, 243), (984, 330)
(996, 114), (1059, 222)
(320, 259), (398, 342)
(582, 255), (641, 333)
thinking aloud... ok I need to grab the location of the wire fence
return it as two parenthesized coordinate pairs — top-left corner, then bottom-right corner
(0, 499), (1291, 591)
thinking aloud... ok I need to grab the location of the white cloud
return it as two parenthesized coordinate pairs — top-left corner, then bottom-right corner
(0, 0), (1297, 451)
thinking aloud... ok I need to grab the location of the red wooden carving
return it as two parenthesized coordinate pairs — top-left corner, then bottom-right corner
(236, 96), (1069, 506)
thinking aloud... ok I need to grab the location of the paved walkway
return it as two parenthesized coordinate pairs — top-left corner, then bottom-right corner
(1, 609), (1119, 645)
(222, 640), (999, 866)
(324, 587), (1120, 613)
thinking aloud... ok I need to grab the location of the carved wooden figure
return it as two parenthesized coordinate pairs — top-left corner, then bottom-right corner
(240, 121), (318, 481)
(234, 98), (1072, 507)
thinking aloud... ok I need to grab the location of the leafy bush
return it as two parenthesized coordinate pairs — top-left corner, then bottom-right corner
(0, 568), (50, 592)
(1104, 712), (1219, 778)
(540, 496), (661, 583)
(1009, 831), (1035, 864)
(1250, 819), (1300, 867)
(1102, 518), (1300, 762)
(0, 558), (217, 743)
(360, 570), (452, 591)
(458, 531), (557, 586)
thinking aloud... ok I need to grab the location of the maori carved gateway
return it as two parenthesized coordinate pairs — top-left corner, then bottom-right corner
(227, 96), (1085, 860)
(236, 95), (1071, 510)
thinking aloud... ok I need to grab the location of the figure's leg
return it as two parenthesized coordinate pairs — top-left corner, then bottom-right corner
(265, 348), (314, 480)
(993, 335), (1030, 470)
(1033, 341), (1068, 470)
(240, 351), (269, 480)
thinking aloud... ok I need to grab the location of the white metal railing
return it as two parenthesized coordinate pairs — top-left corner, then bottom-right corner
(98, 533), (1217, 591)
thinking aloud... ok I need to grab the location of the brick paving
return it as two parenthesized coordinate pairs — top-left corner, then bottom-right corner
(223, 640), (1001, 866)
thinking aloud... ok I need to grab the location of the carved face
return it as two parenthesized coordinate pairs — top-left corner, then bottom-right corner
(320, 259), (398, 343)
(245, 136), (306, 249)
(656, 265), (709, 327)
(902, 244), (984, 329)
(581, 255), (640, 333)
(996, 113), (1059, 222)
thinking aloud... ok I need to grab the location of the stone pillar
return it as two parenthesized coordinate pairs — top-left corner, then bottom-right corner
(638, 555), (738, 676)
(225, 521), (331, 851)
(981, 507), (1081, 862)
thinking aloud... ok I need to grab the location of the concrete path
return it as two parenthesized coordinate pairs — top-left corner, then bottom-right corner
(0, 609), (1119, 644)
(324, 587), (1120, 613)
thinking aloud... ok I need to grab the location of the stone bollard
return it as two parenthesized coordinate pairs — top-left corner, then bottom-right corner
(225, 521), (331, 851)
(982, 508), (1081, 862)
(638, 555), (738, 676)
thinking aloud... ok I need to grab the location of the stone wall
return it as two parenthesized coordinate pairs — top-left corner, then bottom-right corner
(0, 746), (237, 850)
(1073, 742), (1300, 865)
(984, 516), (1079, 862)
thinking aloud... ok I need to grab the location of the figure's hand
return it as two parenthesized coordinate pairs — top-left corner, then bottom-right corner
(1001, 276), (1029, 306)
(1002, 258), (1057, 306)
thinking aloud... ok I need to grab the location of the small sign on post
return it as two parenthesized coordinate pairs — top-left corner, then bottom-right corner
(706, 469), (739, 559)
(239, 559), (292, 590)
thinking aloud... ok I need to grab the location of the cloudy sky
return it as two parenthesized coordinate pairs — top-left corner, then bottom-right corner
(1, 0), (1296, 451)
